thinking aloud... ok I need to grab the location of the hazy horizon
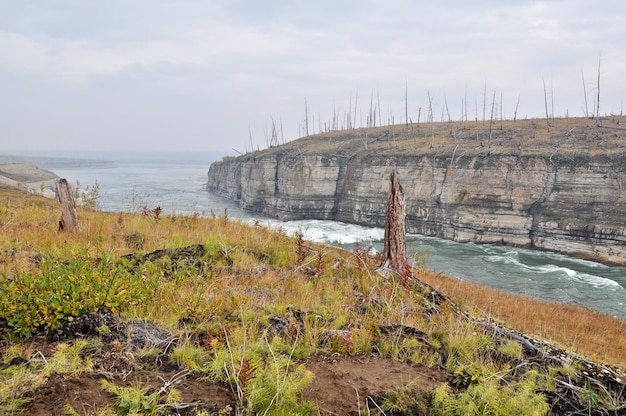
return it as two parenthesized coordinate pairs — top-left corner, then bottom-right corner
(2, 1), (625, 155)
(0, 149), (229, 165)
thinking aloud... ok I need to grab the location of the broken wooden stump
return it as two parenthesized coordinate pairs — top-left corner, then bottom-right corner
(57, 178), (79, 231)
(380, 170), (411, 282)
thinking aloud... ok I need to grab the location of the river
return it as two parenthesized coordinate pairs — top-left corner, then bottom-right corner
(41, 151), (626, 320)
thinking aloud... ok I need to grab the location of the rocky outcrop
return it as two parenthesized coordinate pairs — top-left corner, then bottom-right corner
(207, 119), (626, 265)
(0, 163), (59, 198)
(208, 152), (626, 264)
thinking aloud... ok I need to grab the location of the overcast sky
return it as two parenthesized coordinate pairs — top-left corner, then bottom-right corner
(1, 1), (625, 155)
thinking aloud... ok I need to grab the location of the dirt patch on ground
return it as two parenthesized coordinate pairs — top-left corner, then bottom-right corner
(26, 370), (236, 416)
(22, 342), (237, 416)
(303, 354), (448, 415)
(9, 302), (450, 415)
(19, 347), (448, 415)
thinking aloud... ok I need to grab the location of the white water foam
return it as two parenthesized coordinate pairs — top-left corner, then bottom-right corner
(486, 254), (621, 290)
(530, 264), (617, 289)
(540, 251), (609, 269)
(485, 255), (520, 266)
(249, 219), (385, 245)
(570, 271), (622, 289)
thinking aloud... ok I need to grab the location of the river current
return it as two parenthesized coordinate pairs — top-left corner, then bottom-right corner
(47, 151), (626, 320)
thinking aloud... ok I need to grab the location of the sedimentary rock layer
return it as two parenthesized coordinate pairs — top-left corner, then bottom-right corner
(208, 151), (626, 265)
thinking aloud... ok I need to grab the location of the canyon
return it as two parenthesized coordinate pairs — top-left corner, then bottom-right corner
(207, 117), (626, 265)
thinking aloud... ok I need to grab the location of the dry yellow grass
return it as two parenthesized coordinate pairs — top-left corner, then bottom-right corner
(416, 268), (626, 368)
(1, 184), (625, 371)
(248, 115), (626, 159)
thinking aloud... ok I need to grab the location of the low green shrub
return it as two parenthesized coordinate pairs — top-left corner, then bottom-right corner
(0, 254), (156, 337)
(101, 380), (159, 415)
(432, 371), (550, 415)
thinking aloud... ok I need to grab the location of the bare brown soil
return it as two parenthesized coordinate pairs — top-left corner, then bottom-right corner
(304, 354), (447, 415)
(19, 342), (448, 416)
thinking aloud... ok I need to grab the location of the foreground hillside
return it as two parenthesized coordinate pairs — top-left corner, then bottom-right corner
(208, 116), (626, 265)
(1, 186), (625, 415)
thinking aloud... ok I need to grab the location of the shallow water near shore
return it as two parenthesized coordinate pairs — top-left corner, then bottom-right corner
(45, 151), (626, 320)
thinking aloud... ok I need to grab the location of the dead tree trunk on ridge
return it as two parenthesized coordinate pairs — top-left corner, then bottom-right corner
(57, 178), (79, 231)
(380, 170), (410, 281)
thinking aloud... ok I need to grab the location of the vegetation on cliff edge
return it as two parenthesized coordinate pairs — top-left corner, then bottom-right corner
(232, 115), (626, 162)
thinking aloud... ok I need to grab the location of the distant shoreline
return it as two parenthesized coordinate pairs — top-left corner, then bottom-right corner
(0, 154), (116, 169)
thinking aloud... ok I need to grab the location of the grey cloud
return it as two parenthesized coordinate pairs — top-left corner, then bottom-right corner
(1, 0), (625, 153)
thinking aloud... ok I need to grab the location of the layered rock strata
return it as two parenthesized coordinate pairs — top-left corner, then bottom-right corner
(208, 152), (626, 265)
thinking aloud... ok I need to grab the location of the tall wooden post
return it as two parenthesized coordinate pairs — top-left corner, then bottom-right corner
(380, 170), (409, 280)
(57, 178), (79, 231)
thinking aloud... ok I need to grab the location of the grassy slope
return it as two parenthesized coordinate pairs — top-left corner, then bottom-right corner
(236, 115), (626, 160)
(1, 185), (625, 414)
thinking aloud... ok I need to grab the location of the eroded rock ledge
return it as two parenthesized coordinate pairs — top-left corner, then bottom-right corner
(0, 163), (59, 198)
(207, 120), (626, 265)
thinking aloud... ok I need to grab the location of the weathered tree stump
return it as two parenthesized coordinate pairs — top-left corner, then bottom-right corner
(57, 178), (79, 231)
(380, 170), (410, 281)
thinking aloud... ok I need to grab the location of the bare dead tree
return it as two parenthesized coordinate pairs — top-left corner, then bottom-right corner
(596, 56), (601, 123)
(380, 170), (409, 282)
(550, 79), (554, 122)
(488, 89), (496, 147)
(353, 89), (359, 129)
(464, 86), (468, 122)
(304, 97), (310, 136)
(475, 96), (478, 121)
(57, 179), (79, 231)
(443, 91), (451, 122)
(377, 89), (382, 127)
(280, 116), (285, 144)
(460, 98), (464, 124)
(405, 81), (409, 128)
(483, 81), (487, 122)
(514, 94), (520, 121)
(427, 90), (435, 148)
(500, 90), (503, 130)
(581, 70), (590, 118)
(542, 78), (550, 131)
(270, 117), (279, 147)
(369, 90), (375, 127)
(248, 125), (253, 153)
(347, 93), (352, 130)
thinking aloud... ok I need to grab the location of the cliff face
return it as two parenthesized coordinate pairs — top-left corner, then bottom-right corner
(208, 151), (626, 264)
(0, 163), (59, 198)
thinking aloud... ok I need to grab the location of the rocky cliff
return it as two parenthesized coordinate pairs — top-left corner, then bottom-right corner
(208, 117), (626, 265)
(0, 163), (59, 198)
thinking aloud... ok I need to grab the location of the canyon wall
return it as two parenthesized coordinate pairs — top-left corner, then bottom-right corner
(208, 152), (626, 265)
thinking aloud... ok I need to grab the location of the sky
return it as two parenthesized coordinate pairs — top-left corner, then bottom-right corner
(1, 0), (625, 155)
